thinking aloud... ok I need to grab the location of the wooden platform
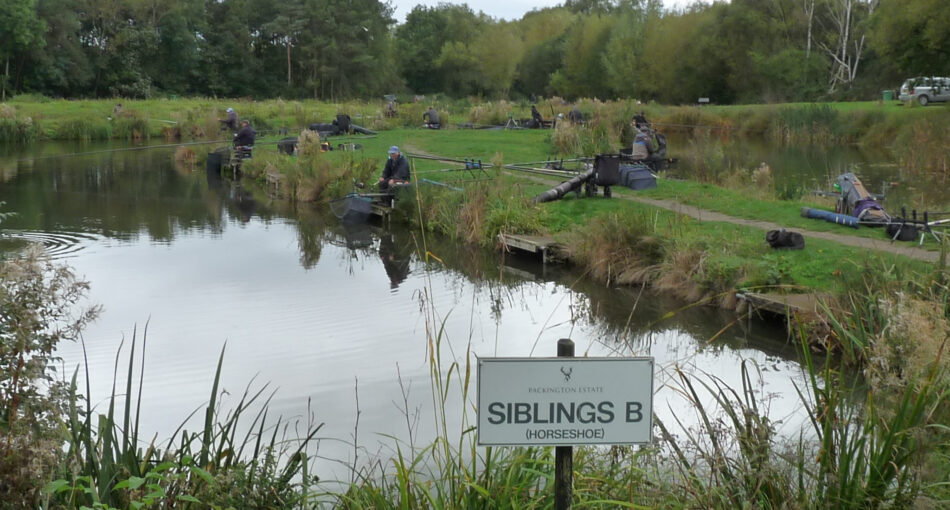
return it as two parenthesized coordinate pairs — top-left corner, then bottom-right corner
(370, 202), (392, 219)
(736, 292), (828, 321)
(498, 233), (559, 263)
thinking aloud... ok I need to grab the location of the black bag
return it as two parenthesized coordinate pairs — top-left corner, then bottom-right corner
(335, 114), (351, 133)
(766, 229), (804, 250)
(886, 222), (919, 242)
(594, 154), (621, 186)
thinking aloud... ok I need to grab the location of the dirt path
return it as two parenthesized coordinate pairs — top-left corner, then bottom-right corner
(514, 172), (939, 263)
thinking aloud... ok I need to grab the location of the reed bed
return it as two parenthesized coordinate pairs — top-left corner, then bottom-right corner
(562, 211), (665, 286)
(0, 105), (40, 144)
(239, 148), (377, 203)
(401, 170), (546, 248)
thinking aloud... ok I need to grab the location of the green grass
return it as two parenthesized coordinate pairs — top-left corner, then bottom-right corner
(540, 193), (931, 292)
(6, 95), (946, 143)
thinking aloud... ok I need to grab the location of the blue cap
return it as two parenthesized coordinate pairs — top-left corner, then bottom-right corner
(388, 146), (399, 154)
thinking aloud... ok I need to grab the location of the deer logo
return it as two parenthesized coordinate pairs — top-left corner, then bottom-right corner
(560, 366), (573, 382)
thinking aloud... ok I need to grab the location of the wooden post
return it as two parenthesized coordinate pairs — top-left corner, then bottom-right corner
(555, 338), (574, 510)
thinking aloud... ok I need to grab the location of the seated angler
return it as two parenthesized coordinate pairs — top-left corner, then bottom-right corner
(333, 113), (351, 135)
(633, 110), (649, 130)
(567, 104), (584, 125)
(379, 146), (410, 192)
(530, 105), (543, 128)
(233, 120), (256, 149)
(630, 128), (653, 160)
(423, 106), (440, 129)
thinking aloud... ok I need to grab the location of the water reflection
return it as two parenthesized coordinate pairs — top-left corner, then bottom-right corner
(376, 228), (412, 290)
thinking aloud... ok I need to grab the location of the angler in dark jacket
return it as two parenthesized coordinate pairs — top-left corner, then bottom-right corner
(233, 120), (255, 147)
(379, 146), (410, 191)
(531, 105), (543, 127)
(423, 106), (440, 129)
(633, 110), (649, 129)
(567, 105), (584, 124)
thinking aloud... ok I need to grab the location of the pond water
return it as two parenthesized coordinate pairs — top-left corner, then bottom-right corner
(0, 137), (875, 482)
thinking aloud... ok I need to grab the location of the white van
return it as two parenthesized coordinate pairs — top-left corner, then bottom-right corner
(898, 77), (950, 106)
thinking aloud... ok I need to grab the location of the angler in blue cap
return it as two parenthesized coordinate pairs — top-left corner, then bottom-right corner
(379, 146), (410, 192)
(219, 107), (238, 131)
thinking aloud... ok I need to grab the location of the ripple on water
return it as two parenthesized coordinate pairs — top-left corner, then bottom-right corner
(0, 230), (105, 259)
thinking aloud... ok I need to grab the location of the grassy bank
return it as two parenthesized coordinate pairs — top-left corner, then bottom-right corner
(3, 96), (948, 148)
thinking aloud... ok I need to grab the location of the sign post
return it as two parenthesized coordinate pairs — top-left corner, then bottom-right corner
(476, 341), (654, 509)
(555, 338), (574, 510)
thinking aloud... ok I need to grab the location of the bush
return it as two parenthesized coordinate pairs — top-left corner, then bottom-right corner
(0, 246), (100, 506)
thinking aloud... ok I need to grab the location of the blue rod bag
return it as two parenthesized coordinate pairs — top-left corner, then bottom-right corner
(801, 207), (859, 228)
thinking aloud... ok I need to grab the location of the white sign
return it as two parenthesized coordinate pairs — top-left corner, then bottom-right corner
(476, 357), (654, 446)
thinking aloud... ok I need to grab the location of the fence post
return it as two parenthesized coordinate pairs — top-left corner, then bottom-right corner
(555, 338), (574, 510)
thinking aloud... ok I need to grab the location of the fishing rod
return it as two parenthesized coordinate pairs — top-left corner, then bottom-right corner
(14, 137), (240, 163)
(11, 123), (306, 162)
(405, 153), (481, 165)
(503, 164), (582, 178)
(10, 125), (379, 163)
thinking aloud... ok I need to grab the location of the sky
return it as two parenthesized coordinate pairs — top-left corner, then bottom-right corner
(390, 0), (706, 23)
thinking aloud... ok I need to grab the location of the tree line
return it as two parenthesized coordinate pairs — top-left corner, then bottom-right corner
(0, 0), (946, 103)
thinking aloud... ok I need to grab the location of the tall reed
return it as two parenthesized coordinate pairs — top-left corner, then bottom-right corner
(45, 332), (322, 509)
(0, 116), (40, 144)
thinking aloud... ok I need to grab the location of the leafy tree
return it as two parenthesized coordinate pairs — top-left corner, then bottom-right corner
(639, 8), (723, 103)
(868, 0), (950, 76)
(263, 0), (307, 87)
(471, 22), (524, 97)
(514, 35), (566, 98)
(395, 5), (449, 93)
(22, 0), (90, 96)
(550, 14), (614, 99)
(751, 48), (829, 101)
(437, 40), (481, 96)
(520, 7), (575, 48)
(602, 2), (648, 98)
(0, 0), (46, 100)
(564, 0), (615, 15)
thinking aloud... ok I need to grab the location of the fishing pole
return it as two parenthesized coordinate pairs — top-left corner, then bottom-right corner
(9, 126), (378, 163)
(14, 138), (239, 163)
